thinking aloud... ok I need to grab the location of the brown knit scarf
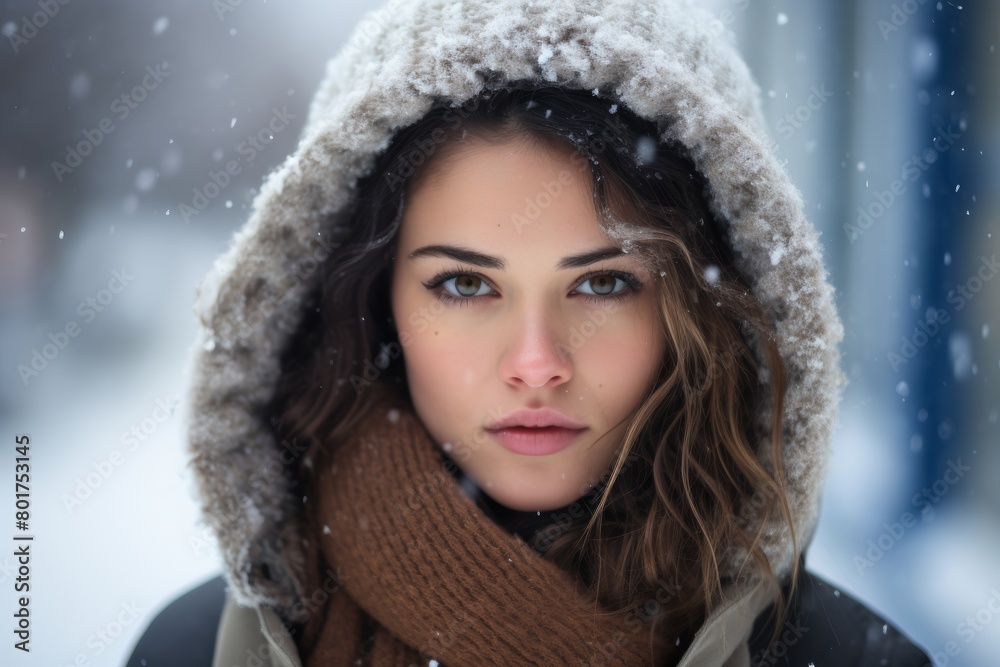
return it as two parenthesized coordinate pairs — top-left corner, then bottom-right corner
(293, 390), (661, 666)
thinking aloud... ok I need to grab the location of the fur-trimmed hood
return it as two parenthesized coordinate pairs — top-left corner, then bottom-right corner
(186, 0), (848, 619)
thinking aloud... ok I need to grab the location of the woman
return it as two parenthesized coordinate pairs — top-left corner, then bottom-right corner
(127, 0), (933, 665)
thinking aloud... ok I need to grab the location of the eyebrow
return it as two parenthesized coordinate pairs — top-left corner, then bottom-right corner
(407, 244), (625, 270)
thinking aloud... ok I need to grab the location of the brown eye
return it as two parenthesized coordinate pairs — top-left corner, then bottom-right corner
(573, 270), (641, 305)
(578, 273), (625, 296)
(423, 270), (498, 305)
(454, 275), (483, 297)
(588, 274), (617, 295)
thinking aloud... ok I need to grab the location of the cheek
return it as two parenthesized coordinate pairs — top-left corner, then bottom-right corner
(394, 300), (491, 391)
(404, 335), (488, 390)
(577, 310), (663, 401)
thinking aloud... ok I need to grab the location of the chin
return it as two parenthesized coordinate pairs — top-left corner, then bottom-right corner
(477, 469), (584, 512)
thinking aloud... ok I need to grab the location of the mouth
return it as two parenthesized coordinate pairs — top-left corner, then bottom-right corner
(486, 425), (587, 456)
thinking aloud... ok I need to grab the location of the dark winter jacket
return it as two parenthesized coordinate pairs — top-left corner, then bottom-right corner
(126, 0), (933, 664)
(126, 551), (932, 666)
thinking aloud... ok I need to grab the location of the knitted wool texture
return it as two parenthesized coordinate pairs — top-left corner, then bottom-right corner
(185, 0), (849, 623)
(295, 391), (667, 666)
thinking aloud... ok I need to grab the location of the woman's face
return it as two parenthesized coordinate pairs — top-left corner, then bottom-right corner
(390, 134), (666, 511)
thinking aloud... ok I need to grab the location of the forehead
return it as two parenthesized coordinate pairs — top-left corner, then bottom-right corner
(397, 136), (609, 255)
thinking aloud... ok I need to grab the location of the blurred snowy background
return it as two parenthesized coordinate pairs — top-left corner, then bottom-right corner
(0, 0), (996, 665)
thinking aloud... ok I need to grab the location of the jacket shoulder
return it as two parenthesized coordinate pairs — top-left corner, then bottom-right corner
(747, 564), (932, 667)
(125, 574), (227, 666)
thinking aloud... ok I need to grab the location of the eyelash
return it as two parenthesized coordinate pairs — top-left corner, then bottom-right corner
(422, 266), (643, 308)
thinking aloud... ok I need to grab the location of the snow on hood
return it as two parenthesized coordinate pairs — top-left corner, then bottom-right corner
(185, 0), (848, 615)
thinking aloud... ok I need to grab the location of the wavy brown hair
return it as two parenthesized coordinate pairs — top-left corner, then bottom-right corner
(267, 81), (799, 664)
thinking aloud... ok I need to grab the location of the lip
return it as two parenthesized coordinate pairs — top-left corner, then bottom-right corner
(485, 408), (588, 456)
(486, 426), (587, 456)
(486, 408), (587, 430)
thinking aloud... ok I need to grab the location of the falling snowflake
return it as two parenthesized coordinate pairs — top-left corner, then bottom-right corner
(134, 168), (157, 192)
(635, 135), (657, 165)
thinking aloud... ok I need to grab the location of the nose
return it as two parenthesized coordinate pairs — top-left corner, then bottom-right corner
(498, 306), (573, 389)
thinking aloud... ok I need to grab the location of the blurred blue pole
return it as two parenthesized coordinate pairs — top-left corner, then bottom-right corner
(912, 3), (972, 504)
